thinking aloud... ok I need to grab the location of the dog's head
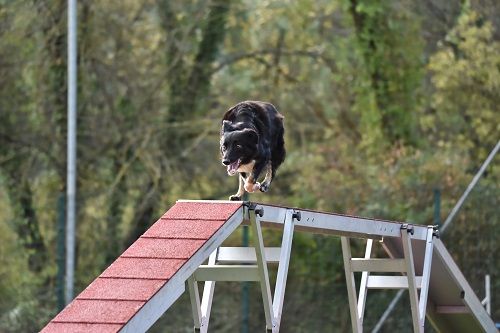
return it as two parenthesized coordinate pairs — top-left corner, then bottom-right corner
(220, 120), (259, 175)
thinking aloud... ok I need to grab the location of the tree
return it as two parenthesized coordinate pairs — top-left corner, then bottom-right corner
(348, 0), (423, 147)
(425, 7), (500, 161)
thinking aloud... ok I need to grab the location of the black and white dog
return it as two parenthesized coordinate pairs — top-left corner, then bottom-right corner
(220, 101), (285, 200)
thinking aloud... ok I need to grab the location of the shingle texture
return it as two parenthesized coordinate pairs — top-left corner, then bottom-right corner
(41, 201), (242, 333)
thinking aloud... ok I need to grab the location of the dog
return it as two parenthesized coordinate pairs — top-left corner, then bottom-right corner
(220, 101), (285, 200)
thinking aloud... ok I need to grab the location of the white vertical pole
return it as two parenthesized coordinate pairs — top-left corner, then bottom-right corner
(65, 0), (77, 305)
(484, 275), (491, 315)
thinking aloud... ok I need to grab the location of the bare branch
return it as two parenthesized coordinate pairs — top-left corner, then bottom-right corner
(212, 48), (337, 74)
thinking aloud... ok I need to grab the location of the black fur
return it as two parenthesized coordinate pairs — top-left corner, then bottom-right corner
(220, 101), (285, 200)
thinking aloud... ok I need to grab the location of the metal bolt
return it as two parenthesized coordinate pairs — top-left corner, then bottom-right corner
(401, 224), (414, 235)
(255, 207), (264, 217)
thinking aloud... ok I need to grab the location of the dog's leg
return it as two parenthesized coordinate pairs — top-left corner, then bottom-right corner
(244, 176), (260, 193)
(259, 163), (273, 192)
(244, 160), (267, 193)
(229, 174), (245, 200)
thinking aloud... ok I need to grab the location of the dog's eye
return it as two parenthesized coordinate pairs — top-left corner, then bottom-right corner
(221, 145), (227, 151)
(236, 144), (242, 149)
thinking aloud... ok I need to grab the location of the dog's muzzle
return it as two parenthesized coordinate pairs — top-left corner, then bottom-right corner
(226, 159), (241, 176)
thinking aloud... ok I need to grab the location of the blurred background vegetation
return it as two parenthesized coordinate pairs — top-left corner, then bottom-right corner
(0, 0), (498, 332)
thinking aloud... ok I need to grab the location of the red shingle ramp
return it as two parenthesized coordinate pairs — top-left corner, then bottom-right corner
(41, 201), (244, 333)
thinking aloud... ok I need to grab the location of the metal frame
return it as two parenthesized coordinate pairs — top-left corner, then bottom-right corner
(340, 225), (436, 333)
(120, 200), (496, 333)
(248, 204), (430, 241)
(188, 206), (297, 333)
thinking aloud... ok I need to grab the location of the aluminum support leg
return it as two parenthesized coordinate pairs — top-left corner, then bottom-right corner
(272, 210), (295, 333)
(341, 237), (363, 333)
(358, 239), (372, 322)
(418, 227), (435, 326)
(189, 250), (217, 333)
(187, 275), (201, 331)
(251, 210), (275, 331)
(199, 250), (217, 333)
(401, 226), (423, 333)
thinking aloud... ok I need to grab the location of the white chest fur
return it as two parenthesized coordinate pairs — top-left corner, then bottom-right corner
(237, 160), (255, 173)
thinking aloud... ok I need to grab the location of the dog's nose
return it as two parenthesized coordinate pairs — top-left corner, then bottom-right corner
(222, 159), (230, 166)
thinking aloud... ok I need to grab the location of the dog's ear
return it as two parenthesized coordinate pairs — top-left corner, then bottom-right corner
(222, 120), (233, 133)
(241, 128), (259, 144)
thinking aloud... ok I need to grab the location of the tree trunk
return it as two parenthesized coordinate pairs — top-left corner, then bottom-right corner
(123, 0), (232, 245)
(11, 178), (48, 272)
(349, 0), (417, 145)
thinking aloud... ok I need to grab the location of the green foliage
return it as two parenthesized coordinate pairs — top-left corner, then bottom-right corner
(425, 8), (500, 160)
(347, 0), (424, 147)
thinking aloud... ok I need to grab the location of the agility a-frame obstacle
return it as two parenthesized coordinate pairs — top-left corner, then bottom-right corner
(41, 200), (496, 333)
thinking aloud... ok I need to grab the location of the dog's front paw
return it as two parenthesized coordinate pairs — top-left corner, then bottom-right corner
(244, 181), (260, 193)
(260, 182), (270, 193)
(229, 195), (241, 201)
